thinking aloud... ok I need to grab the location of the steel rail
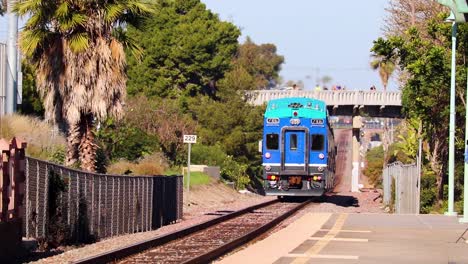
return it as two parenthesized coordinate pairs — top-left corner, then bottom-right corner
(183, 199), (310, 264)
(73, 199), (280, 264)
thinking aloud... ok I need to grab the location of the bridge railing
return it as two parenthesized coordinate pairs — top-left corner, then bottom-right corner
(245, 90), (402, 107)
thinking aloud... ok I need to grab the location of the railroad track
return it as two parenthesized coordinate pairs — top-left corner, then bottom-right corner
(73, 198), (310, 264)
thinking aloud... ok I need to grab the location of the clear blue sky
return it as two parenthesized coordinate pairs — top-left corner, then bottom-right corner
(201, 0), (396, 91)
(0, 0), (396, 91)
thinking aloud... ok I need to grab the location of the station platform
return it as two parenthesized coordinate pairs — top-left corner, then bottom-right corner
(218, 213), (468, 264)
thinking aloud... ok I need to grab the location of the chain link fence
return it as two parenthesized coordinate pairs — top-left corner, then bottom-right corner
(383, 162), (420, 214)
(23, 157), (183, 242)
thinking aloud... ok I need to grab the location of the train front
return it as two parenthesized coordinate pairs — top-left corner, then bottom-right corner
(261, 98), (332, 197)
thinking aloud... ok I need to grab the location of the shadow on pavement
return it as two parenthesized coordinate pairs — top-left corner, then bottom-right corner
(318, 194), (359, 207)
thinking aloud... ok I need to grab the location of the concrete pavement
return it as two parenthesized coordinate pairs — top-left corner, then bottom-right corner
(218, 213), (468, 264)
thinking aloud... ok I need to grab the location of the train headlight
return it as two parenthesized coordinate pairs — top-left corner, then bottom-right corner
(265, 152), (271, 159)
(265, 165), (271, 171)
(318, 153), (325, 159)
(318, 166), (325, 172)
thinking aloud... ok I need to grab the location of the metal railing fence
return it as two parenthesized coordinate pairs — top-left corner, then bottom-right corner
(24, 157), (183, 242)
(383, 162), (420, 214)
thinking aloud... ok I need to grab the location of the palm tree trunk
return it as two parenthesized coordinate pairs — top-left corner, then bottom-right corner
(65, 123), (81, 167)
(79, 114), (97, 172)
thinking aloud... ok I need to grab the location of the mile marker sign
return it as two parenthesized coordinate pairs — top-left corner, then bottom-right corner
(183, 135), (197, 144)
(184, 134), (197, 204)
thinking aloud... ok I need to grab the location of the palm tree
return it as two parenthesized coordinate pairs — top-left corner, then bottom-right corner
(370, 38), (398, 92)
(15, 0), (151, 171)
(370, 47), (396, 167)
(370, 59), (395, 91)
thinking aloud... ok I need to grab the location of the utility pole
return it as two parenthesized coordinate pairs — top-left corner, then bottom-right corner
(6, 0), (18, 114)
(446, 20), (458, 216)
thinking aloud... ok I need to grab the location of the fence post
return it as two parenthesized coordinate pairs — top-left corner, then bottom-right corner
(25, 157), (29, 238)
(0, 139), (10, 222)
(0, 138), (28, 264)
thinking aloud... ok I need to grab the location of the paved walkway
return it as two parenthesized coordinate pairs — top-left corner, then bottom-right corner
(218, 213), (468, 264)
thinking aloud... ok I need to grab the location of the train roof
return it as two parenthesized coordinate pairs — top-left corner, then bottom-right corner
(264, 97), (327, 118)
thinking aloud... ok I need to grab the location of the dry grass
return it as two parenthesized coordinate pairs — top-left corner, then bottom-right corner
(107, 153), (169, 176)
(0, 114), (66, 160)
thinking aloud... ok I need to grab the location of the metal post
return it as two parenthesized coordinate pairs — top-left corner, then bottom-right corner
(351, 115), (362, 192)
(460, 47), (468, 223)
(417, 138), (422, 214)
(6, 0), (18, 114)
(446, 22), (458, 216)
(187, 143), (191, 203)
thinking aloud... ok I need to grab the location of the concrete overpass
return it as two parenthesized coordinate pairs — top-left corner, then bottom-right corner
(246, 90), (402, 117)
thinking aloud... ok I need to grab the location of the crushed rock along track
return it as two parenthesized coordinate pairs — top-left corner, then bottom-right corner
(26, 130), (384, 263)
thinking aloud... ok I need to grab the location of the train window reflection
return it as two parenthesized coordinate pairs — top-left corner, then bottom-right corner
(311, 134), (324, 151)
(266, 134), (279, 150)
(290, 134), (298, 151)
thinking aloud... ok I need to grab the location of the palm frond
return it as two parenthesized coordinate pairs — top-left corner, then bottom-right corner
(14, 0), (44, 15)
(104, 3), (126, 24)
(20, 28), (51, 57)
(68, 32), (90, 52)
(112, 27), (143, 61)
(370, 60), (380, 70)
(55, 1), (70, 18)
(104, 0), (153, 24)
(59, 13), (87, 31)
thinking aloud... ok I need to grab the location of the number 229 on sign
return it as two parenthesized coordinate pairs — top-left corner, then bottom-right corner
(183, 135), (197, 144)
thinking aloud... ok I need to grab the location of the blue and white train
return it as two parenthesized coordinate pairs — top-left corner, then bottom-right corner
(261, 97), (336, 197)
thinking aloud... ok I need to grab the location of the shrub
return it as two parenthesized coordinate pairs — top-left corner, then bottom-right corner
(420, 170), (437, 214)
(0, 114), (66, 162)
(191, 144), (228, 166)
(221, 156), (250, 190)
(362, 146), (384, 187)
(107, 153), (169, 176)
(96, 118), (159, 162)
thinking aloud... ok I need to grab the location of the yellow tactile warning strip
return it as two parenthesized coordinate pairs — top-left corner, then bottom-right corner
(308, 237), (368, 242)
(290, 213), (349, 264)
(319, 229), (371, 233)
(216, 213), (332, 264)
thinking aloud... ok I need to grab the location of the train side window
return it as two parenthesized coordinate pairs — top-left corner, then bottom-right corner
(311, 134), (324, 151)
(266, 133), (279, 150)
(290, 134), (297, 151)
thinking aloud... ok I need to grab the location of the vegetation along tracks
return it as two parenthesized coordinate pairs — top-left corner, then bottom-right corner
(73, 199), (310, 264)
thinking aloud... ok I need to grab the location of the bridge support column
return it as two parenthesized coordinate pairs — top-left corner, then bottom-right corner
(352, 115), (362, 192)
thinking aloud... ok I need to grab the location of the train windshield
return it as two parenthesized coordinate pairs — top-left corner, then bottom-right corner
(266, 133), (279, 150)
(311, 134), (324, 151)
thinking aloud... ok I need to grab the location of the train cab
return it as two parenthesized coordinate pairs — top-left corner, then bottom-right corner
(261, 97), (335, 197)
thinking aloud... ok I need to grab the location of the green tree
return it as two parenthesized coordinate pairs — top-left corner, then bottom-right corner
(370, 16), (468, 202)
(96, 118), (159, 162)
(18, 62), (44, 116)
(232, 37), (284, 90)
(126, 0), (240, 98)
(217, 38), (284, 97)
(124, 96), (197, 164)
(0, 0), (5, 15)
(15, 0), (152, 171)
